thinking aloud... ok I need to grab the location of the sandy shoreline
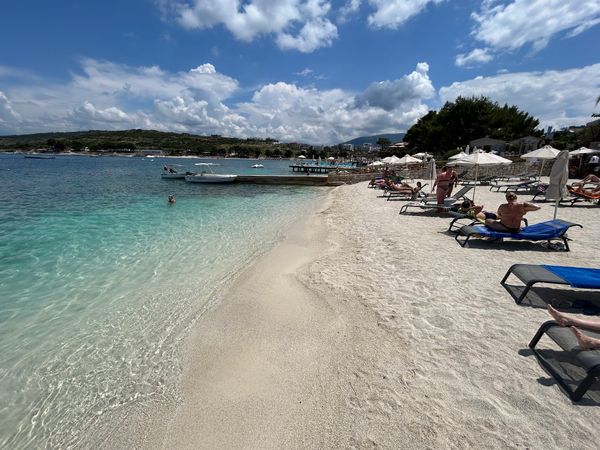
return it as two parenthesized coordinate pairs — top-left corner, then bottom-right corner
(109, 180), (599, 449)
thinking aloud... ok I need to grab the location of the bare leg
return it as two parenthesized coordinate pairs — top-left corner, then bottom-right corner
(547, 305), (600, 331)
(572, 327), (600, 349)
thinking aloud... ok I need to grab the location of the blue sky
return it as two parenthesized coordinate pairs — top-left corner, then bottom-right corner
(0, 0), (599, 144)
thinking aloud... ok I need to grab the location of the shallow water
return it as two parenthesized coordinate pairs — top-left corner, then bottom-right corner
(0, 154), (324, 448)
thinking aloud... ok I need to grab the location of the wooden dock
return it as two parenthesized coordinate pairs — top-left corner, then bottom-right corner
(289, 164), (352, 174)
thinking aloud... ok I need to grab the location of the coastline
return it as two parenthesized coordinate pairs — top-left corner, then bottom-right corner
(108, 179), (599, 449)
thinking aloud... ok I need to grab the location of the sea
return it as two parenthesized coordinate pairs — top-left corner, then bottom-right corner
(0, 153), (325, 448)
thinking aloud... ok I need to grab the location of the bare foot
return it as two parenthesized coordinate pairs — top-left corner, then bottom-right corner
(547, 304), (572, 327)
(572, 327), (600, 350)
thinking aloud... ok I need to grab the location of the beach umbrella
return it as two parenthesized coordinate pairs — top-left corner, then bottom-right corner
(297, 155), (306, 159)
(449, 151), (467, 160)
(426, 158), (436, 187)
(369, 160), (384, 166)
(327, 156), (335, 161)
(545, 150), (570, 220)
(569, 147), (598, 173)
(397, 154), (422, 165)
(570, 147), (599, 156)
(381, 155), (401, 164)
(452, 152), (512, 201)
(413, 152), (432, 159)
(521, 145), (561, 177)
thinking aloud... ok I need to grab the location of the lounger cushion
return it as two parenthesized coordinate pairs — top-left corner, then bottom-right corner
(461, 219), (575, 241)
(543, 265), (600, 289)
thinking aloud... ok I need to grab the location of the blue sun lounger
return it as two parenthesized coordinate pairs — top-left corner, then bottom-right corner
(454, 219), (582, 251)
(501, 264), (600, 303)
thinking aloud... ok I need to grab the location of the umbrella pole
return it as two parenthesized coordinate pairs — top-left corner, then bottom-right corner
(553, 198), (559, 220)
(473, 164), (479, 202)
(539, 159), (545, 178)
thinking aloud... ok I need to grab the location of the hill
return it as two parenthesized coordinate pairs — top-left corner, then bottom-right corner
(342, 133), (405, 147)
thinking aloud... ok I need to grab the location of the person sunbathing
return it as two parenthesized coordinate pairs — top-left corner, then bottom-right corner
(457, 199), (497, 221)
(386, 180), (422, 193)
(547, 305), (600, 349)
(572, 174), (600, 187)
(484, 192), (540, 233)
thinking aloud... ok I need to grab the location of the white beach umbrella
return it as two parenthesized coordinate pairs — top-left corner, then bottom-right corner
(521, 145), (562, 177)
(369, 160), (384, 166)
(570, 147), (600, 156)
(426, 158), (436, 187)
(545, 150), (570, 220)
(297, 155), (306, 159)
(452, 152), (512, 201)
(413, 152), (432, 159)
(381, 155), (401, 164)
(327, 156), (336, 161)
(449, 151), (467, 160)
(397, 154), (422, 165)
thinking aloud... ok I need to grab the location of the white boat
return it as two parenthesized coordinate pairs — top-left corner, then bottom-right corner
(185, 173), (237, 183)
(252, 164), (264, 168)
(161, 164), (189, 179)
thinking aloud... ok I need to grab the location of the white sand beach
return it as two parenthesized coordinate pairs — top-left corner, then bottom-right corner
(127, 180), (600, 449)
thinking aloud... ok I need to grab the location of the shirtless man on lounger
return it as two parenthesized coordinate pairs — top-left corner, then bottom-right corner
(548, 305), (600, 349)
(484, 191), (540, 233)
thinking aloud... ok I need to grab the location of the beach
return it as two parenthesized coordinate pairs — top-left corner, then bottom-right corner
(116, 179), (600, 449)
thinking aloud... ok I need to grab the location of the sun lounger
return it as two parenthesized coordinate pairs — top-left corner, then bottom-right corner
(501, 264), (600, 304)
(494, 171), (538, 182)
(385, 183), (429, 201)
(454, 219), (582, 251)
(564, 187), (600, 206)
(460, 175), (497, 186)
(399, 185), (473, 214)
(529, 321), (600, 401)
(489, 179), (538, 193)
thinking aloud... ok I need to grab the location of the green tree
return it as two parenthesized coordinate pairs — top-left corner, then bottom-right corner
(404, 96), (540, 156)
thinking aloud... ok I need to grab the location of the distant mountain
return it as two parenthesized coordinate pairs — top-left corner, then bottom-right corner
(341, 133), (405, 147)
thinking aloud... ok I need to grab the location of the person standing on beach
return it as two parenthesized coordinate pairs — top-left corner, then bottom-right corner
(432, 166), (454, 206)
(484, 192), (539, 232)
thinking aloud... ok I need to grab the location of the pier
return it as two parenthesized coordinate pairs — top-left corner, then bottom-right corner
(289, 164), (351, 174)
(234, 174), (343, 186)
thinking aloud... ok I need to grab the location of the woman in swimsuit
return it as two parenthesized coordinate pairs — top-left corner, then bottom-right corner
(432, 166), (454, 206)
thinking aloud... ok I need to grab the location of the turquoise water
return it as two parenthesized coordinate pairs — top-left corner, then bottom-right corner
(0, 154), (324, 448)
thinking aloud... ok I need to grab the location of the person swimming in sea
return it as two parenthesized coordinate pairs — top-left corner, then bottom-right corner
(167, 194), (176, 205)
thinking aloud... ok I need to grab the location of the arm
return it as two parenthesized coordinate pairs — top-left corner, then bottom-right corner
(523, 202), (541, 212)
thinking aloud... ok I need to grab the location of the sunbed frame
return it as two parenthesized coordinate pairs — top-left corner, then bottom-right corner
(454, 219), (582, 251)
(489, 179), (538, 193)
(500, 264), (587, 304)
(529, 321), (600, 401)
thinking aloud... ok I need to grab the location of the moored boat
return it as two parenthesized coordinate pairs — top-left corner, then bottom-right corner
(161, 164), (189, 179)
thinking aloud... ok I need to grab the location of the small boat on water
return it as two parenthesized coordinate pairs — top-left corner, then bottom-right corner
(161, 164), (190, 179)
(252, 164), (264, 168)
(185, 173), (237, 183)
(24, 155), (56, 159)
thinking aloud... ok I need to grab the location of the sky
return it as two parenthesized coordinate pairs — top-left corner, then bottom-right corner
(0, 0), (599, 145)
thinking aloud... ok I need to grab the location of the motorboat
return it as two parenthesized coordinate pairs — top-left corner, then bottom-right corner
(185, 173), (237, 183)
(161, 164), (189, 179)
(252, 164), (264, 168)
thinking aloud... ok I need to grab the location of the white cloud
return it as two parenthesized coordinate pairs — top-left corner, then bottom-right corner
(367, 0), (445, 29)
(455, 48), (493, 67)
(439, 63), (600, 130)
(354, 62), (435, 111)
(471, 0), (600, 53)
(0, 91), (22, 133)
(171, 0), (338, 52)
(338, 0), (362, 23)
(0, 60), (435, 144)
